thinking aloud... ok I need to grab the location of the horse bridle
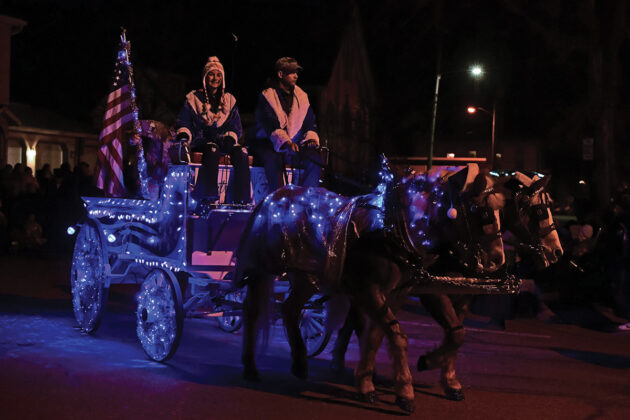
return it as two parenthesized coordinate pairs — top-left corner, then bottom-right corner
(510, 188), (558, 257)
(385, 177), (502, 274)
(455, 187), (503, 272)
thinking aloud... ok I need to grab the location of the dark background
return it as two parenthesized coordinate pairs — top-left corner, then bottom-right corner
(3, 0), (630, 206)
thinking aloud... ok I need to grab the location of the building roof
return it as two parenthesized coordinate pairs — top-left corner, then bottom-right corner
(7, 102), (97, 137)
(0, 14), (27, 34)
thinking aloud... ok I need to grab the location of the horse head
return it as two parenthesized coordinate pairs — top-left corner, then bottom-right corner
(496, 171), (563, 269)
(394, 164), (505, 275)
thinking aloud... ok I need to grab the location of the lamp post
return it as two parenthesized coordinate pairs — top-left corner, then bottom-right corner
(428, 65), (484, 170)
(466, 104), (496, 169)
(427, 73), (441, 170)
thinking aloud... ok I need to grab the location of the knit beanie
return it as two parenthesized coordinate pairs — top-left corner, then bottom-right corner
(202, 56), (226, 91)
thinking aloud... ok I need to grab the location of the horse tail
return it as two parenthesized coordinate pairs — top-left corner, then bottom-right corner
(253, 272), (275, 355)
(325, 293), (351, 332)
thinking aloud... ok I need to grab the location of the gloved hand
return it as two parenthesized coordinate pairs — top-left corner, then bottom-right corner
(282, 140), (300, 153)
(221, 135), (237, 148)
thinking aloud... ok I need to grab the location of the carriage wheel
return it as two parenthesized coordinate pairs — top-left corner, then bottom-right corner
(216, 290), (244, 333)
(70, 220), (108, 333)
(302, 296), (331, 358)
(136, 269), (184, 362)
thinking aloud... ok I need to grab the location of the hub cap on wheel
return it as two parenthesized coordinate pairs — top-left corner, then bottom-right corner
(137, 270), (182, 362)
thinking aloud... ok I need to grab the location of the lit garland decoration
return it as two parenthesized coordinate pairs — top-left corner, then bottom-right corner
(136, 269), (178, 361)
(82, 165), (191, 276)
(120, 29), (150, 199)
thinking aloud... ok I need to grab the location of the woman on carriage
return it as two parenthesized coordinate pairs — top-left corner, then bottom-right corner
(175, 56), (251, 205)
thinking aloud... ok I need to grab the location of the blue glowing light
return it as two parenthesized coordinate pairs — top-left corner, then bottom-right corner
(66, 226), (76, 236)
(107, 233), (117, 243)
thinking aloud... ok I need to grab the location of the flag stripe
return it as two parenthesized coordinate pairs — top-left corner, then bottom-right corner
(100, 112), (134, 141)
(104, 97), (132, 122)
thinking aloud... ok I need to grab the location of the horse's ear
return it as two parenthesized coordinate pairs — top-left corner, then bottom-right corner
(448, 165), (469, 192)
(526, 176), (550, 196)
(468, 173), (488, 196)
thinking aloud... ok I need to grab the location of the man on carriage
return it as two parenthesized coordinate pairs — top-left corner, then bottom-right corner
(251, 57), (324, 191)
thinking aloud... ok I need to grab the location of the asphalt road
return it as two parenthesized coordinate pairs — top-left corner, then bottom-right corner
(1, 255), (629, 419)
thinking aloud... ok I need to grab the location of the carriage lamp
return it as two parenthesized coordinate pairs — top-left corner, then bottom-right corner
(66, 226), (76, 236)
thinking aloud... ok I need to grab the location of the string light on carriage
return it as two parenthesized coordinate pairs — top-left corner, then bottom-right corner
(83, 167), (189, 274)
(118, 31), (150, 199)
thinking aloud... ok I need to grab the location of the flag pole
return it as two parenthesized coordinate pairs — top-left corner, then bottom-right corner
(120, 28), (150, 199)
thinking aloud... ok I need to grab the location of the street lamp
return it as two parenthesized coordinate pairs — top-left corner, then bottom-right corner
(466, 104), (496, 169)
(470, 65), (483, 77)
(428, 65), (485, 170)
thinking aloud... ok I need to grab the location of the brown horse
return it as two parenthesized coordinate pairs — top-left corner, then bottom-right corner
(234, 160), (504, 413)
(417, 171), (563, 401)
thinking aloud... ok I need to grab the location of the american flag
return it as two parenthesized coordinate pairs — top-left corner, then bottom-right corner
(95, 46), (135, 197)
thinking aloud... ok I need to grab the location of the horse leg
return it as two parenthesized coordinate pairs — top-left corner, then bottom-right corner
(418, 294), (466, 401)
(242, 273), (273, 381)
(355, 286), (415, 413)
(355, 316), (384, 403)
(439, 295), (470, 401)
(281, 273), (316, 379)
(330, 303), (364, 373)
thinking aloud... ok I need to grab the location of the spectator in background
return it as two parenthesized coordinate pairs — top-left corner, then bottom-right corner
(604, 185), (630, 330)
(23, 166), (39, 195)
(36, 163), (55, 197)
(0, 198), (8, 255)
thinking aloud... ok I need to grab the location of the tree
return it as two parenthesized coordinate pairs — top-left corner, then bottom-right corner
(504, 0), (628, 214)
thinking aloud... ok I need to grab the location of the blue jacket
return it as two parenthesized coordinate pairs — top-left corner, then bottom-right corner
(176, 89), (242, 149)
(254, 86), (319, 152)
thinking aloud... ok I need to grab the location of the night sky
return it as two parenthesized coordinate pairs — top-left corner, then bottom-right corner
(3, 0), (630, 179)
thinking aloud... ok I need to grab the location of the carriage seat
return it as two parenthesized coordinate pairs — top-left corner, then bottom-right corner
(191, 152), (254, 167)
(187, 151), (308, 204)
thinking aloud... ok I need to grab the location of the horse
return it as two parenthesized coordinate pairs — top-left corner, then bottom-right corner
(416, 171), (564, 401)
(234, 159), (505, 413)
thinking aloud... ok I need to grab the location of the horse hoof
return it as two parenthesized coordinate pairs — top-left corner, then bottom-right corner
(444, 387), (465, 401)
(359, 391), (378, 404)
(291, 362), (308, 379)
(395, 396), (415, 414)
(243, 367), (260, 382)
(417, 355), (429, 372)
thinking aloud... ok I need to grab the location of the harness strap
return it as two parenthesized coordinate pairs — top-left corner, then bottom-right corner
(446, 325), (464, 334)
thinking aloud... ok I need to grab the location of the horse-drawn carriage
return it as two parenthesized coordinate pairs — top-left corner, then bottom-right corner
(71, 139), (560, 413)
(70, 160), (331, 362)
